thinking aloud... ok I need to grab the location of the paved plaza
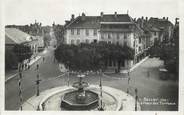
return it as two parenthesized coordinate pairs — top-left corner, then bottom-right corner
(5, 47), (178, 111)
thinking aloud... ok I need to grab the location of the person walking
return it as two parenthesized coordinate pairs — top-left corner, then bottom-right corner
(128, 77), (131, 85)
(147, 71), (150, 78)
(43, 57), (45, 62)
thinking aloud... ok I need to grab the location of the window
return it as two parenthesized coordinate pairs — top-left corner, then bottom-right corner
(86, 39), (89, 44)
(93, 29), (97, 36)
(117, 33), (120, 39)
(124, 33), (127, 39)
(77, 39), (80, 44)
(124, 41), (127, 46)
(71, 29), (74, 35)
(154, 32), (156, 36)
(101, 34), (104, 39)
(108, 33), (111, 39)
(77, 29), (80, 35)
(133, 41), (135, 47)
(139, 37), (141, 43)
(86, 29), (89, 36)
(71, 40), (74, 44)
(121, 61), (125, 67)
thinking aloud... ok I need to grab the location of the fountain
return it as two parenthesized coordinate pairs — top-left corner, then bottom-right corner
(60, 74), (99, 110)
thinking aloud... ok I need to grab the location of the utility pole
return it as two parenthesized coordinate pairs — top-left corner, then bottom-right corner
(98, 70), (104, 111)
(67, 65), (70, 86)
(135, 88), (138, 111)
(18, 63), (23, 110)
(35, 64), (41, 96)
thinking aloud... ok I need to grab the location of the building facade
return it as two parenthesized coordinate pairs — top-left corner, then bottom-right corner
(5, 28), (39, 68)
(64, 12), (148, 72)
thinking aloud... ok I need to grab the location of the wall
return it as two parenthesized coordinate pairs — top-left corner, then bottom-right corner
(66, 28), (99, 44)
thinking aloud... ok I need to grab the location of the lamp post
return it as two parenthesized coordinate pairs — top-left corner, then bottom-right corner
(18, 64), (23, 110)
(66, 61), (70, 86)
(135, 88), (138, 111)
(98, 69), (104, 111)
(35, 64), (41, 96)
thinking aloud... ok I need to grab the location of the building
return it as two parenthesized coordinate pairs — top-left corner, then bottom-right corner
(5, 28), (39, 68)
(148, 17), (174, 43)
(64, 13), (100, 44)
(64, 12), (148, 72)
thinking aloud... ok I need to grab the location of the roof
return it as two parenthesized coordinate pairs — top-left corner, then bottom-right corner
(148, 18), (173, 29)
(101, 14), (132, 22)
(5, 28), (34, 45)
(66, 14), (134, 29)
(66, 16), (101, 28)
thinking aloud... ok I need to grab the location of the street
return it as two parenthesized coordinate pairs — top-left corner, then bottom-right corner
(5, 48), (178, 110)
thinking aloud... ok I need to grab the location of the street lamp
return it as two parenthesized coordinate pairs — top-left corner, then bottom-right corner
(98, 69), (104, 111)
(66, 61), (70, 86)
(135, 88), (138, 111)
(35, 64), (41, 96)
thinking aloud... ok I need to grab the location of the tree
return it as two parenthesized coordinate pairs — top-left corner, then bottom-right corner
(13, 44), (33, 63)
(55, 42), (134, 73)
(43, 33), (51, 47)
(53, 24), (64, 45)
(5, 50), (18, 70)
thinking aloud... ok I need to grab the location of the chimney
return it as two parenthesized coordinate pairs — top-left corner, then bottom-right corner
(166, 17), (168, 20)
(100, 12), (104, 18)
(114, 12), (117, 18)
(71, 14), (75, 21)
(81, 12), (86, 21)
(134, 18), (136, 22)
(146, 17), (148, 21)
(175, 18), (179, 25)
(65, 20), (70, 25)
(163, 17), (165, 20)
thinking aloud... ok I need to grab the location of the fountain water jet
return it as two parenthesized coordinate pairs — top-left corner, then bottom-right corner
(60, 74), (99, 110)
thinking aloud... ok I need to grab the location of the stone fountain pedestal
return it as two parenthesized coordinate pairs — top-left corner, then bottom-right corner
(60, 74), (99, 110)
(21, 85), (141, 111)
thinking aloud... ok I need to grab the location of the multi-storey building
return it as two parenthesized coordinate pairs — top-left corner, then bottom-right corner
(5, 28), (39, 68)
(64, 12), (147, 72)
(148, 17), (174, 43)
(64, 13), (100, 44)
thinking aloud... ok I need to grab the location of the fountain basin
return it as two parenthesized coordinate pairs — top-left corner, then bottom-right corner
(61, 90), (99, 110)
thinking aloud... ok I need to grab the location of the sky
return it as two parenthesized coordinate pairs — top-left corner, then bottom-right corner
(4, 0), (179, 26)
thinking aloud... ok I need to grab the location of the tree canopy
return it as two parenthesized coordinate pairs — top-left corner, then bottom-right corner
(55, 42), (134, 73)
(13, 44), (33, 63)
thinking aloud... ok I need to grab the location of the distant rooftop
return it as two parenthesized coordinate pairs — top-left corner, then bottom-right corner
(5, 28), (35, 45)
(65, 13), (134, 29)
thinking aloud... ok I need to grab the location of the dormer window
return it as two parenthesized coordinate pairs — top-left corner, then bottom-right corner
(108, 33), (111, 39)
(71, 29), (74, 35)
(117, 33), (120, 39)
(77, 29), (80, 35)
(86, 29), (89, 36)
(93, 29), (97, 36)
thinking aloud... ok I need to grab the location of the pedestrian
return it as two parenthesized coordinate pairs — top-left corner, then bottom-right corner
(36, 64), (39, 70)
(128, 77), (130, 84)
(126, 88), (129, 96)
(28, 65), (30, 69)
(128, 71), (130, 76)
(147, 71), (150, 78)
(43, 57), (45, 62)
(42, 102), (45, 111)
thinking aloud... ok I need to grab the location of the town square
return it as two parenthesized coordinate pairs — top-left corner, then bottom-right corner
(3, 0), (180, 112)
